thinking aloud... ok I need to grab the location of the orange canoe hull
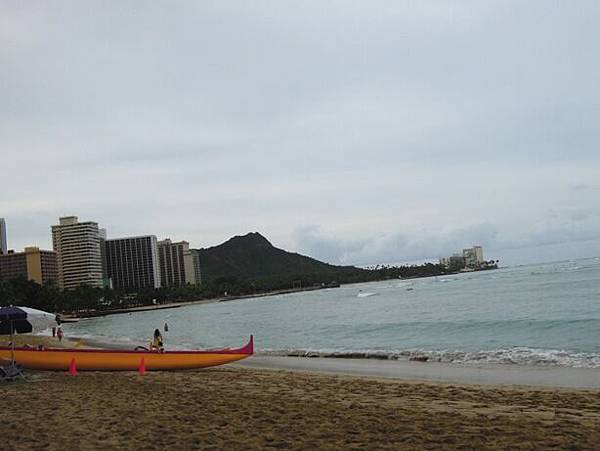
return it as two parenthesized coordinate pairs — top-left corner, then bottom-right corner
(0, 336), (253, 371)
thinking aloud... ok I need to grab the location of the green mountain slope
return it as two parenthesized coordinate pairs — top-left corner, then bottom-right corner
(195, 232), (368, 284)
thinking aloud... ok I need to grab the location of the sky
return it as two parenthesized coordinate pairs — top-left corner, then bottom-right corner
(1, 1), (599, 267)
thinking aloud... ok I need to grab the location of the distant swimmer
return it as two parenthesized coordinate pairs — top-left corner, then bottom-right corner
(164, 322), (169, 333)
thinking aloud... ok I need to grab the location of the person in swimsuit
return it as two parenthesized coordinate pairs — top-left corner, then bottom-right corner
(150, 328), (164, 352)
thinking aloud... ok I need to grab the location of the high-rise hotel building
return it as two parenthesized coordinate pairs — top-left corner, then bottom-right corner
(157, 239), (197, 287)
(190, 249), (202, 286)
(51, 216), (104, 290)
(0, 247), (58, 285)
(0, 218), (7, 255)
(104, 235), (161, 293)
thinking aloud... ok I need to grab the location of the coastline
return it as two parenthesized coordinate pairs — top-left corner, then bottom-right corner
(6, 335), (599, 390)
(63, 267), (498, 320)
(237, 355), (600, 389)
(63, 284), (338, 320)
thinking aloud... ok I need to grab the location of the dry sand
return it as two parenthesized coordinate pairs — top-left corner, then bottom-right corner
(2, 366), (600, 450)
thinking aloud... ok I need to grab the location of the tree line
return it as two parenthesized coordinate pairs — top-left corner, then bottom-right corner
(0, 261), (497, 314)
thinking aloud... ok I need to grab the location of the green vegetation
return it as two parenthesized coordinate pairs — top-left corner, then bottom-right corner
(0, 232), (496, 314)
(197, 232), (370, 282)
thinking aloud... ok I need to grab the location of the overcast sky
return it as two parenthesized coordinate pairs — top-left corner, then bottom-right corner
(2, 1), (599, 266)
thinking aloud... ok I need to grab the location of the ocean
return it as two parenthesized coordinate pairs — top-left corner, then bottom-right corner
(64, 257), (600, 368)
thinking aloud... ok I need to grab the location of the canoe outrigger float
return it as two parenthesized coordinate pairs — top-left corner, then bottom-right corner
(0, 335), (253, 371)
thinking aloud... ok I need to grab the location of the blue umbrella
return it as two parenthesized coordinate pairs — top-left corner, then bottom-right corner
(0, 306), (29, 321)
(0, 306), (56, 372)
(0, 306), (33, 335)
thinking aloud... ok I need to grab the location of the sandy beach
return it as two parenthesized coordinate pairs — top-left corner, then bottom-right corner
(2, 336), (600, 449)
(1, 363), (599, 450)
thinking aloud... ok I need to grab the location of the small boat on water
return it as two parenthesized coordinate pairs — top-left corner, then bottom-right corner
(57, 317), (80, 324)
(0, 335), (253, 371)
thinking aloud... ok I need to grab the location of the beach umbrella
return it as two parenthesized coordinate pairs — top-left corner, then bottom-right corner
(14, 307), (58, 332)
(0, 306), (58, 366)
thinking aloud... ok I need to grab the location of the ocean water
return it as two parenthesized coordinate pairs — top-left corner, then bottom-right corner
(64, 257), (600, 368)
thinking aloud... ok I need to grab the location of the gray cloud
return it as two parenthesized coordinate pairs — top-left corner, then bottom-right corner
(292, 223), (502, 266)
(1, 1), (599, 265)
(292, 210), (600, 266)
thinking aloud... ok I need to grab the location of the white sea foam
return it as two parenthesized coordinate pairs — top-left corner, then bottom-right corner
(260, 347), (600, 368)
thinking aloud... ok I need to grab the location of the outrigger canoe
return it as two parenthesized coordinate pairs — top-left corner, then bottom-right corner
(0, 335), (253, 371)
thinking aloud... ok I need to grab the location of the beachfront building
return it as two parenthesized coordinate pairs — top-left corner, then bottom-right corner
(0, 247), (58, 285)
(440, 245), (485, 270)
(104, 235), (161, 293)
(463, 246), (484, 268)
(51, 216), (104, 290)
(157, 239), (197, 287)
(98, 228), (112, 288)
(0, 218), (7, 255)
(449, 254), (466, 271)
(190, 249), (202, 286)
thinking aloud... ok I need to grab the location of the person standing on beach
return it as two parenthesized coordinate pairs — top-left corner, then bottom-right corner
(56, 326), (64, 342)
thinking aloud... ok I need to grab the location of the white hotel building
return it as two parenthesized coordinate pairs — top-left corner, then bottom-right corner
(51, 216), (104, 290)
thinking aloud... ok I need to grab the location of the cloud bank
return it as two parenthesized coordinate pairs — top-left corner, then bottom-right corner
(1, 1), (599, 266)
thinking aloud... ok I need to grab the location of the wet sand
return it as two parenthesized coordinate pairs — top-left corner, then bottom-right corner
(241, 355), (600, 389)
(2, 366), (600, 450)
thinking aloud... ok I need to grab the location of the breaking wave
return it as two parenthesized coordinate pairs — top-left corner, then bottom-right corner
(259, 347), (600, 368)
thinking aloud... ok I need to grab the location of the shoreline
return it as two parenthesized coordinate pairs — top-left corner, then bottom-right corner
(6, 335), (599, 390)
(63, 284), (338, 320)
(63, 267), (499, 320)
(237, 355), (600, 389)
